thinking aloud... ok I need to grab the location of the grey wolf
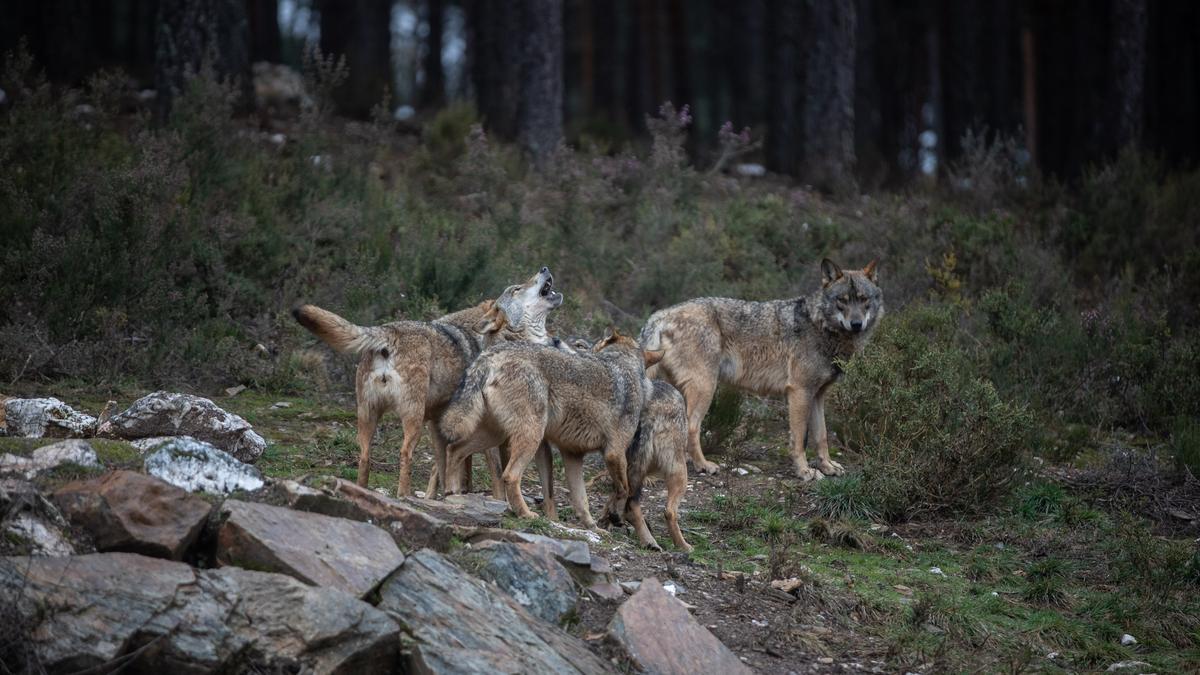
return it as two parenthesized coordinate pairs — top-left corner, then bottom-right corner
(612, 379), (693, 552)
(439, 328), (658, 525)
(640, 259), (882, 481)
(293, 267), (562, 496)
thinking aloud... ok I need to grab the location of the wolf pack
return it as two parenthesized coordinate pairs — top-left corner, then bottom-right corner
(293, 259), (883, 553)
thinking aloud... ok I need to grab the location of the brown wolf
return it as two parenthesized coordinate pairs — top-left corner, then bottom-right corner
(293, 267), (562, 496)
(438, 329), (658, 526)
(612, 379), (692, 552)
(640, 259), (882, 481)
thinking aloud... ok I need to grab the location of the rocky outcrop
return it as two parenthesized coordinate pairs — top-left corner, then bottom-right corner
(465, 527), (619, 597)
(217, 499), (405, 599)
(0, 552), (400, 674)
(143, 437), (265, 494)
(461, 539), (579, 625)
(52, 470), (211, 560)
(608, 577), (751, 675)
(2, 397), (97, 438)
(0, 439), (101, 479)
(378, 548), (615, 674)
(99, 392), (266, 462)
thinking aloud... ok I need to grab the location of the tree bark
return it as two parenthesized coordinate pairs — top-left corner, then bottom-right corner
(420, 0), (446, 109)
(246, 0), (281, 63)
(766, 0), (803, 176)
(1109, 0), (1146, 150)
(800, 0), (857, 191)
(517, 0), (564, 165)
(154, 0), (252, 121)
(317, 0), (393, 118)
(469, 0), (521, 138)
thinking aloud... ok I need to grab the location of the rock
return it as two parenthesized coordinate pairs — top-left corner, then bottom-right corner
(52, 470), (211, 560)
(404, 491), (511, 527)
(99, 391), (266, 462)
(1106, 661), (1153, 672)
(3, 397), (97, 438)
(282, 477), (454, 550)
(1, 480), (76, 556)
(377, 548), (615, 674)
(587, 582), (626, 601)
(218, 499), (405, 599)
(0, 439), (100, 479)
(143, 436), (265, 494)
(0, 552), (399, 673)
(463, 527), (617, 591)
(1120, 633), (1138, 646)
(224, 384), (247, 397)
(772, 578), (805, 593)
(608, 577), (751, 675)
(462, 540), (578, 625)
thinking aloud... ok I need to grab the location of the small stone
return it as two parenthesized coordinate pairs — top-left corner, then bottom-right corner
(1120, 633), (1137, 646)
(929, 566), (946, 576)
(751, 619), (768, 628)
(270, 401), (292, 409)
(224, 385), (247, 397)
(818, 657), (835, 664)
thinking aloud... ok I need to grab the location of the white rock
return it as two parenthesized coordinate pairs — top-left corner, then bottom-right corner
(929, 567), (946, 576)
(734, 467), (750, 476)
(549, 522), (602, 544)
(735, 163), (766, 177)
(1120, 634), (1137, 646)
(143, 437), (264, 495)
(751, 619), (768, 628)
(1106, 661), (1152, 672)
(662, 581), (682, 596)
(0, 439), (100, 479)
(3, 398), (98, 438)
(270, 401), (292, 409)
(100, 391), (266, 462)
(8, 512), (75, 556)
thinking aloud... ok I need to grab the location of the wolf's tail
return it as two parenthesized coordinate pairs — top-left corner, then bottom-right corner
(292, 304), (388, 355)
(440, 363), (490, 443)
(639, 316), (670, 378)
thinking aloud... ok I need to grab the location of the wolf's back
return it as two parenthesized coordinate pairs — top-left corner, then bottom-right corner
(292, 304), (388, 355)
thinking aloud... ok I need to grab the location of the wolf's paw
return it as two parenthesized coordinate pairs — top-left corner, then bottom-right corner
(644, 540), (664, 553)
(794, 466), (825, 482)
(818, 459), (845, 476)
(694, 460), (720, 475)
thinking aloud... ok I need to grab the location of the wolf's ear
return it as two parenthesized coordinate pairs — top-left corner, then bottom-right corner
(602, 325), (615, 340)
(821, 258), (844, 286)
(475, 305), (507, 335)
(863, 259), (878, 282)
(643, 349), (665, 367)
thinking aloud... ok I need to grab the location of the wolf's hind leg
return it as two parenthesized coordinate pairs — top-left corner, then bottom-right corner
(355, 405), (380, 488)
(562, 452), (596, 529)
(535, 442), (557, 520)
(664, 467), (692, 552)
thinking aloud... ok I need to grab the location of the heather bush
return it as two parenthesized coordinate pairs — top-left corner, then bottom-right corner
(831, 303), (1031, 521)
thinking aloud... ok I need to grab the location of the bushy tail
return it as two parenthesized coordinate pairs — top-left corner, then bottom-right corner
(292, 304), (387, 355)
(440, 364), (490, 443)
(639, 317), (670, 378)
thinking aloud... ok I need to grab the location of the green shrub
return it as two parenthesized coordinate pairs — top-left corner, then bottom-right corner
(811, 473), (880, 522)
(832, 303), (1031, 521)
(1014, 481), (1066, 520)
(1023, 557), (1070, 606)
(1171, 417), (1200, 478)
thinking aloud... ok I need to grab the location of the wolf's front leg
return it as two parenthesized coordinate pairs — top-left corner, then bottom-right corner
(562, 452), (596, 528)
(785, 383), (822, 482)
(809, 391), (844, 476)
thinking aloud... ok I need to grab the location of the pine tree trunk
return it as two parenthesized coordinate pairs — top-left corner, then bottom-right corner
(247, 0), (281, 63)
(800, 0), (857, 191)
(517, 0), (564, 165)
(317, 0), (392, 118)
(766, 0), (803, 176)
(469, 0), (520, 138)
(1109, 0), (1146, 149)
(420, 0), (446, 109)
(154, 0), (252, 122)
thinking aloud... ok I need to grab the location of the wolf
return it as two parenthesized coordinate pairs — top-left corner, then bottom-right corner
(612, 379), (692, 552)
(640, 259), (882, 481)
(438, 328), (658, 526)
(292, 267), (562, 496)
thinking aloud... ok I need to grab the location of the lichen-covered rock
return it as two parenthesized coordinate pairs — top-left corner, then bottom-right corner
(0, 439), (100, 479)
(99, 391), (266, 462)
(2, 398), (97, 438)
(377, 548), (615, 674)
(52, 470), (212, 560)
(462, 539), (579, 625)
(217, 499), (406, 599)
(0, 552), (400, 674)
(1, 480), (76, 556)
(143, 436), (264, 494)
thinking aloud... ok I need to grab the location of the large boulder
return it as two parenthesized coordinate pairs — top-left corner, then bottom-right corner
(99, 391), (266, 462)
(0, 439), (100, 479)
(461, 539), (579, 625)
(2, 397), (97, 438)
(378, 549), (615, 674)
(279, 477), (454, 550)
(143, 436), (265, 494)
(217, 499), (405, 599)
(407, 492), (511, 527)
(52, 470), (212, 560)
(0, 552), (400, 674)
(465, 527), (619, 597)
(608, 577), (751, 675)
